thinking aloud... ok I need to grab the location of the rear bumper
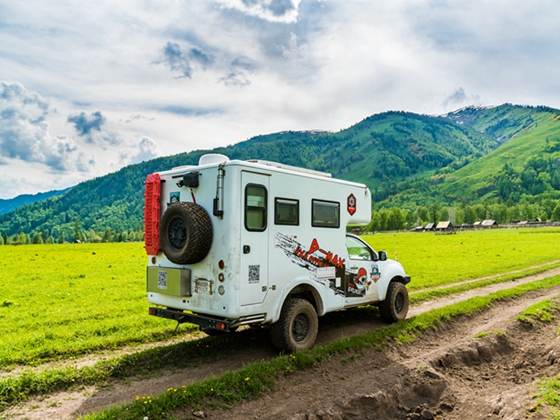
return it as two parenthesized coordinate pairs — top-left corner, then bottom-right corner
(149, 307), (266, 332)
(149, 307), (232, 331)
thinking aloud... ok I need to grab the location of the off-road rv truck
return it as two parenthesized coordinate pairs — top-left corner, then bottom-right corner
(145, 154), (411, 352)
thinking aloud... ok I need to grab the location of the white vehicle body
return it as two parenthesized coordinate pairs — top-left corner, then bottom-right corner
(145, 154), (410, 351)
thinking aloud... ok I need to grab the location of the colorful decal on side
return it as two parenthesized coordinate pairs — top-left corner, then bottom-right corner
(347, 264), (381, 296)
(275, 232), (382, 298)
(275, 232), (345, 296)
(371, 264), (380, 283)
(347, 193), (356, 216)
(170, 192), (180, 204)
(347, 267), (368, 295)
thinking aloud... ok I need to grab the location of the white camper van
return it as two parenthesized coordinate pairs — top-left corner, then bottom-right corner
(145, 154), (410, 352)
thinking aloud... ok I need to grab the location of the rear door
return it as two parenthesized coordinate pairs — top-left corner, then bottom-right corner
(240, 171), (270, 305)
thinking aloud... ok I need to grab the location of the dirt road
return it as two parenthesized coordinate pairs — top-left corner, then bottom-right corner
(4, 268), (560, 420)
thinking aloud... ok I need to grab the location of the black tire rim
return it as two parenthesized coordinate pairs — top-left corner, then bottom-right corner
(292, 313), (310, 343)
(168, 216), (187, 250)
(395, 291), (405, 314)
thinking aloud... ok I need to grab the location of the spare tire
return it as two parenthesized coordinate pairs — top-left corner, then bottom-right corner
(160, 202), (213, 265)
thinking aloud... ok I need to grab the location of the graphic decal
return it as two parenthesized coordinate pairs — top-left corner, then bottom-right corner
(347, 267), (368, 295)
(371, 264), (380, 283)
(275, 232), (345, 296)
(275, 232), (382, 298)
(347, 193), (356, 216)
(170, 192), (180, 204)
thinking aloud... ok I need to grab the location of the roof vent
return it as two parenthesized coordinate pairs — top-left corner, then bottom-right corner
(198, 154), (230, 166)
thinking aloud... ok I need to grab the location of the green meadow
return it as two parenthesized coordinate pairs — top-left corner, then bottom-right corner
(1, 228), (559, 369)
(0, 243), (190, 369)
(364, 228), (560, 290)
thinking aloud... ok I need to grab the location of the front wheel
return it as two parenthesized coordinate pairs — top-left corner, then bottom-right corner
(379, 281), (409, 323)
(270, 298), (318, 352)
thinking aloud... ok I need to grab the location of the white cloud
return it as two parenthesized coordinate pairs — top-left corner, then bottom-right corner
(122, 137), (159, 165)
(0, 82), (78, 171)
(1, 0), (560, 198)
(216, 0), (302, 23)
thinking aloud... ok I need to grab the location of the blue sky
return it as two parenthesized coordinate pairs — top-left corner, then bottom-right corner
(1, 0), (559, 198)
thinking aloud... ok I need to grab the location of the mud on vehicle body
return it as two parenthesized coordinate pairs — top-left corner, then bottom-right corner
(145, 154), (411, 352)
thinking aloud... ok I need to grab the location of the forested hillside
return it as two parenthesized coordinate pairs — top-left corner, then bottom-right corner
(1, 104), (559, 242)
(0, 188), (70, 216)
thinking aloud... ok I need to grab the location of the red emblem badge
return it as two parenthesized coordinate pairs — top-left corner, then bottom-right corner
(347, 194), (356, 215)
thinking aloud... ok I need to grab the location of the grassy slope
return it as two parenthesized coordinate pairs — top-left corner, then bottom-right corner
(440, 111), (560, 200)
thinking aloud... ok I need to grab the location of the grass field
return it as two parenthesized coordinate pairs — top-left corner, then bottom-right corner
(0, 243), (195, 370)
(1, 228), (559, 370)
(364, 228), (560, 290)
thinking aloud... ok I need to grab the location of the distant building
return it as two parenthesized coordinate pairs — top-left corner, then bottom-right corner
(481, 220), (498, 228)
(436, 221), (453, 231)
(473, 221), (482, 229)
(425, 223), (435, 231)
(412, 226), (425, 232)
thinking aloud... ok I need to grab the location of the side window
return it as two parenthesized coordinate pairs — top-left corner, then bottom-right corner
(245, 184), (267, 231)
(345, 236), (374, 260)
(312, 200), (340, 228)
(275, 198), (299, 226)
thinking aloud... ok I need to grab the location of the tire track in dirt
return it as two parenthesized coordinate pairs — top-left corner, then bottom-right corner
(4, 267), (560, 420)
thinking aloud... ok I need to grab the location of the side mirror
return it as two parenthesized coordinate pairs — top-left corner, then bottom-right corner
(378, 250), (388, 261)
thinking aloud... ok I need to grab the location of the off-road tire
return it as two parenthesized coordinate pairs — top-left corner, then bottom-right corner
(160, 202), (213, 265)
(379, 281), (409, 323)
(270, 298), (318, 352)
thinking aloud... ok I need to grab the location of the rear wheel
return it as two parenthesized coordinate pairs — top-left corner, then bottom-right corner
(379, 281), (409, 323)
(270, 298), (318, 352)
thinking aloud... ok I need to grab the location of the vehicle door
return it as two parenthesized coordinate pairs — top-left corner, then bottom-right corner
(344, 235), (380, 302)
(240, 171), (270, 306)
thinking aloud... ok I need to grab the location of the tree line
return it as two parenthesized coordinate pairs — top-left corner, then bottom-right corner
(0, 218), (144, 245)
(365, 198), (560, 232)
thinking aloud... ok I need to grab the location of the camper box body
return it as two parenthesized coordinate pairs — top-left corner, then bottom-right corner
(145, 154), (410, 348)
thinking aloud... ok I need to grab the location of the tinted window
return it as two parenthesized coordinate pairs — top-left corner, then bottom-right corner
(312, 200), (340, 228)
(275, 198), (299, 226)
(245, 184), (267, 231)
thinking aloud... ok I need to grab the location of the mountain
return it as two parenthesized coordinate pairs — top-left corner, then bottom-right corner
(1, 104), (559, 239)
(0, 188), (71, 216)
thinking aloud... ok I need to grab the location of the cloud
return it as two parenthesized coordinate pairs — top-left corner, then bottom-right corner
(159, 106), (221, 116)
(219, 71), (252, 86)
(442, 87), (482, 110)
(217, 0), (302, 23)
(67, 110), (121, 145)
(67, 111), (106, 136)
(159, 41), (215, 78)
(231, 56), (260, 72)
(121, 137), (159, 164)
(0, 81), (78, 171)
(124, 114), (155, 124)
